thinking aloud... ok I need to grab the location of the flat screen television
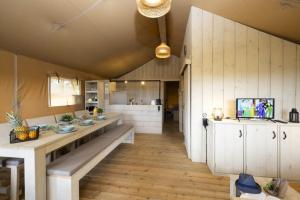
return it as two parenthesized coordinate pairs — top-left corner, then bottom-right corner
(236, 98), (275, 119)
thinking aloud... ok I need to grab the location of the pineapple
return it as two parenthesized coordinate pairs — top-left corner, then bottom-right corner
(6, 112), (29, 141)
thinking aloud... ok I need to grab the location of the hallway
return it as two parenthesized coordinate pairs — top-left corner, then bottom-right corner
(79, 124), (230, 200)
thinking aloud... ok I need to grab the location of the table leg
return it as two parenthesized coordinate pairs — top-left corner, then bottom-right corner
(24, 149), (46, 200)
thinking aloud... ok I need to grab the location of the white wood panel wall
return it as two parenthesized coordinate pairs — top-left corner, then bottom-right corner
(181, 6), (300, 163)
(118, 55), (181, 81)
(111, 82), (160, 105)
(189, 7), (300, 121)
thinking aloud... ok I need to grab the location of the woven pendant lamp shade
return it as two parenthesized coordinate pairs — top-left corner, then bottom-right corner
(136, 0), (172, 18)
(155, 43), (171, 58)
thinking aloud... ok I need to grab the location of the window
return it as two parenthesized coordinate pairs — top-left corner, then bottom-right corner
(49, 76), (81, 107)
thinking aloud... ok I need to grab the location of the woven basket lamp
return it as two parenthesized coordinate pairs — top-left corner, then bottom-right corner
(156, 43), (171, 58)
(136, 0), (172, 18)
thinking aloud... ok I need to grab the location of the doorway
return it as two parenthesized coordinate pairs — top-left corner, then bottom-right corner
(163, 81), (180, 134)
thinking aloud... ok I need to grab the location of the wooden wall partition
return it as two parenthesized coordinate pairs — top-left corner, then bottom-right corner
(181, 7), (300, 162)
(118, 55), (181, 81)
(189, 7), (300, 120)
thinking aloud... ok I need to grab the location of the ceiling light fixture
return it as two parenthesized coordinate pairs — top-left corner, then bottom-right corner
(155, 43), (171, 58)
(136, 0), (172, 18)
(141, 0), (164, 7)
(124, 80), (128, 84)
(141, 81), (146, 85)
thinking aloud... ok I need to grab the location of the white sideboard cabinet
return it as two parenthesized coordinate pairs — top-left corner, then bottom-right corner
(214, 124), (244, 174)
(279, 125), (300, 181)
(245, 124), (278, 177)
(207, 119), (300, 180)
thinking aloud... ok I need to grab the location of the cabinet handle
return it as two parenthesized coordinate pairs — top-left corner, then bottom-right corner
(283, 132), (287, 140)
(272, 131), (276, 139)
(239, 130), (243, 138)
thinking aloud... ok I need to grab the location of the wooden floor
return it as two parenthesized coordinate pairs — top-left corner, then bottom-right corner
(80, 120), (230, 200)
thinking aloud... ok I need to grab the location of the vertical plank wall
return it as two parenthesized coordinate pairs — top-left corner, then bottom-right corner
(184, 6), (300, 163)
(118, 55), (181, 81)
(191, 7), (300, 121)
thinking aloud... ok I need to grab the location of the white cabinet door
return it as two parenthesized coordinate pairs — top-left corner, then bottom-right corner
(215, 124), (244, 174)
(280, 126), (300, 181)
(245, 124), (278, 177)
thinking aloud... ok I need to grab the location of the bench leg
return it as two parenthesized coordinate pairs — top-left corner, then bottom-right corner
(7, 164), (23, 200)
(122, 129), (135, 144)
(47, 176), (79, 200)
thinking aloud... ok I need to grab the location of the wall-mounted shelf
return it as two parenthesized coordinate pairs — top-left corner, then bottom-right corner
(86, 91), (98, 94)
(85, 80), (105, 112)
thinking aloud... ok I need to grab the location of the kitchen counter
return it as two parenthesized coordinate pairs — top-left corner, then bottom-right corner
(105, 105), (163, 134)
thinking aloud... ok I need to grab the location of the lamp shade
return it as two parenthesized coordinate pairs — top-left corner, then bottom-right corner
(136, 0), (172, 18)
(141, 0), (164, 7)
(212, 108), (224, 121)
(155, 43), (171, 58)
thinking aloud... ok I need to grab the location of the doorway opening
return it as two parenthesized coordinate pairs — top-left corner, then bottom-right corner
(163, 81), (180, 135)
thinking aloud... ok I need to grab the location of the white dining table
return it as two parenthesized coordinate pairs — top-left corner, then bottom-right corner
(0, 112), (123, 200)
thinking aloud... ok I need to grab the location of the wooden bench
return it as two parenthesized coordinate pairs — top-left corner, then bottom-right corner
(46, 124), (134, 200)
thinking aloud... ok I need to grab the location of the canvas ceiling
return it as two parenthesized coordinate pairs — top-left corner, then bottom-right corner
(0, 0), (299, 78)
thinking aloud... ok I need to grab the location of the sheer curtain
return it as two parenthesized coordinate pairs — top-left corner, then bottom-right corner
(49, 77), (81, 107)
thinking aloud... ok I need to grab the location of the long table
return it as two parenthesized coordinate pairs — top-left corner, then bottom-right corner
(0, 112), (122, 200)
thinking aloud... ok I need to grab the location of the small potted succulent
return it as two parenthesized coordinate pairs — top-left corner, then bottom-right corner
(59, 114), (74, 125)
(97, 108), (104, 116)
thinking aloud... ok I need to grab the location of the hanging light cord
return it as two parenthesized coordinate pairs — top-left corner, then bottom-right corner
(53, 0), (105, 31)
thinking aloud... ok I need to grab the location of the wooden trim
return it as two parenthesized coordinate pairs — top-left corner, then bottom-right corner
(180, 59), (192, 75)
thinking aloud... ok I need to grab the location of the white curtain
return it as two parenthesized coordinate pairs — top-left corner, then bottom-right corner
(49, 77), (81, 107)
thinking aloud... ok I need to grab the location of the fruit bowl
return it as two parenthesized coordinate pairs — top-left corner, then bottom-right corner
(9, 126), (40, 144)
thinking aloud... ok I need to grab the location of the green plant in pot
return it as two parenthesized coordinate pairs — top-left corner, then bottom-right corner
(60, 114), (74, 124)
(97, 108), (104, 115)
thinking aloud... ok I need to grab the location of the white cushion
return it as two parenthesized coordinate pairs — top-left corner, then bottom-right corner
(26, 115), (56, 126)
(6, 158), (24, 166)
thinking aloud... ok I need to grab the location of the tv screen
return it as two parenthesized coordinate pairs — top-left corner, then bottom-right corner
(236, 98), (275, 119)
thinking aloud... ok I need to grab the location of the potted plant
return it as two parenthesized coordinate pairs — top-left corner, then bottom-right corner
(97, 108), (104, 116)
(60, 114), (74, 124)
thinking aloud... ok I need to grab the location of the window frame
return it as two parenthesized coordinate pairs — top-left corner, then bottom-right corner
(48, 76), (81, 107)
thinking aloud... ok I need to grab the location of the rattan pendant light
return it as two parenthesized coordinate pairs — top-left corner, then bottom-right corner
(136, 0), (172, 18)
(155, 43), (171, 58)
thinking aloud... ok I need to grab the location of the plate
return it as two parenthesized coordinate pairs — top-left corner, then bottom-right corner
(56, 128), (78, 134)
(79, 122), (95, 126)
(96, 116), (106, 121)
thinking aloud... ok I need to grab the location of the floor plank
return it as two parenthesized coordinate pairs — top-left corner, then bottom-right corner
(80, 120), (230, 200)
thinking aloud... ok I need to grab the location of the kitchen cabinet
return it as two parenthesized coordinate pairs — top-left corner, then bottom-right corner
(245, 124), (278, 177)
(280, 125), (300, 181)
(214, 123), (244, 174)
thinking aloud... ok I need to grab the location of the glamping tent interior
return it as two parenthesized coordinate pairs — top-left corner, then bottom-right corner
(0, 0), (300, 199)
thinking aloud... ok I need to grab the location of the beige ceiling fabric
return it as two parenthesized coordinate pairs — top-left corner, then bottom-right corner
(0, 0), (190, 78)
(0, 50), (15, 123)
